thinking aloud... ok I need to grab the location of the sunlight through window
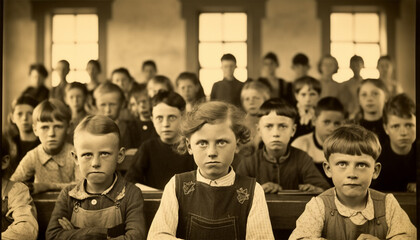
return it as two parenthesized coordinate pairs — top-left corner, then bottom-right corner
(51, 14), (98, 86)
(199, 13), (247, 96)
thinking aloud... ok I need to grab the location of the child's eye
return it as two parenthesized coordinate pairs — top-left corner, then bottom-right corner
(324, 120), (331, 125)
(356, 163), (367, 168)
(279, 124), (288, 129)
(197, 141), (207, 147)
(337, 162), (347, 168)
(41, 126), (49, 130)
(217, 140), (228, 147)
(82, 153), (93, 158)
(169, 116), (178, 121)
(155, 116), (163, 121)
(390, 124), (400, 129)
(265, 124), (273, 129)
(100, 152), (111, 157)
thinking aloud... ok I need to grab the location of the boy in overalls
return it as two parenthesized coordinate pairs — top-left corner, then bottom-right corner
(46, 115), (146, 239)
(289, 125), (416, 240)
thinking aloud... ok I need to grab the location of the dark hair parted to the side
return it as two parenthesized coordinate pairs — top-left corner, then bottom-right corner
(150, 75), (174, 92)
(318, 54), (339, 74)
(142, 60), (157, 71)
(111, 67), (133, 82)
(32, 99), (71, 124)
(29, 63), (48, 78)
(350, 55), (364, 66)
(315, 97), (346, 117)
(65, 82), (88, 97)
(323, 124), (382, 161)
(87, 59), (101, 73)
(152, 90), (186, 112)
(74, 115), (121, 147)
(177, 101), (250, 154)
(93, 82), (126, 104)
(58, 60), (70, 69)
(221, 53), (237, 64)
(263, 52), (279, 66)
(12, 95), (39, 112)
(293, 76), (322, 95)
(257, 98), (298, 122)
(383, 93), (416, 124)
(292, 53), (309, 66)
(130, 83), (148, 98)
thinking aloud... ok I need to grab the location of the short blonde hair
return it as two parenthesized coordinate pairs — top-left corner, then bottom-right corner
(32, 99), (71, 124)
(241, 80), (271, 101)
(74, 115), (121, 148)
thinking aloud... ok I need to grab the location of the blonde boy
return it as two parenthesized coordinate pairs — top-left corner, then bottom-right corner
(290, 125), (416, 239)
(46, 115), (146, 239)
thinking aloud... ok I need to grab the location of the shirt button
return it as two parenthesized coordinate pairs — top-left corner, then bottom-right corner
(142, 125), (148, 130)
(91, 199), (97, 205)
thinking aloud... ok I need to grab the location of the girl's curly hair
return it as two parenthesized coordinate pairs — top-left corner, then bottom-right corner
(177, 101), (250, 154)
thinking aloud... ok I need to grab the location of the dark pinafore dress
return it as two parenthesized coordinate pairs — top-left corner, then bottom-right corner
(175, 170), (255, 240)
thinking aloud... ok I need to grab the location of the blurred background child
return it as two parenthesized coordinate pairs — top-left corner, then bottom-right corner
(339, 55), (365, 117)
(175, 71), (206, 113)
(146, 75), (174, 98)
(21, 63), (49, 103)
(64, 82), (88, 143)
(318, 54), (340, 99)
(2, 135), (38, 240)
(291, 53), (310, 81)
(139, 60), (157, 84)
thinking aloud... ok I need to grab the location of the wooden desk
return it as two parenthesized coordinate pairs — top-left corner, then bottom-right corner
(33, 191), (417, 239)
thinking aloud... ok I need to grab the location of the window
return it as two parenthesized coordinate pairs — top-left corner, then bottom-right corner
(51, 14), (98, 86)
(330, 12), (382, 82)
(199, 13), (247, 96)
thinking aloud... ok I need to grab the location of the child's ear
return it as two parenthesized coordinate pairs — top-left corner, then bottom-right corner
(291, 123), (297, 137)
(33, 124), (39, 137)
(323, 161), (332, 178)
(186, 138), (193, 155)
(71, 151), (79, 165)
(117, 147), (126, 164)
(372, 162), (382, 180)
(9, 113), (16, 124)
(383, 123), (390, 135)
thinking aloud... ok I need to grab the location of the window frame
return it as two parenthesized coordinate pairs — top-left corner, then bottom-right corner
(180, 0), (267, 80)
(31, 0), (112, 78)
(316, 0), (400, 61)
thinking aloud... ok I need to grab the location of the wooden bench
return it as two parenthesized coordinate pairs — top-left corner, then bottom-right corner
(33, 190), (416, 239)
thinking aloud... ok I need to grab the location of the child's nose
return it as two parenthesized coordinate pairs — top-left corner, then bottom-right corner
(48, 127), (56, 136)
(207, 144), (218, 158)
(346, 167), (358, 179)
(162, 118), (170, 127)
(91, 156), (101, 168)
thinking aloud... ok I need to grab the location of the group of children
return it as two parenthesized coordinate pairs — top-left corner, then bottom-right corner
(1, 52), (417, 239)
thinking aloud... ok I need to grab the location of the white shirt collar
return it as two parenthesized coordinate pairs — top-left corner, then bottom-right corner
(196, 167), (235, 187)
(334, 189), (375, 221)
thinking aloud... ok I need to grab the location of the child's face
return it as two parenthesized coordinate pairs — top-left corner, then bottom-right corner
(241, 89), (266, 115)
(112, 72), (131, 93)
(221, 60), (236, 78)
(128, 97), (139, 118)
(177, 79), (199, 102)
(73, 131), (124, 189)
(314, 111), (344, 142)
(34, 119), (68, 155)
(56, 62), (69, 80)
(29, 70), (45, 87)
(130, 94), (151, 120)
(292, 64), (309, 79)
(350, 60), (364, 74)
(262, 58), (278, 76)
(324, 153), (381, 202)
(358, 82), (386, 115)
(96, 92), (122, 121)
(152, 103), (182, 144)
(147, 81), (168, 98)
(377, 59), (393, 77)
(12, 104), (35, 133)
(86, 63), (100, 79)
(384, 114), (416, 150)
(258, 111), (296, 153)
(187, 121), (237, 180)
(65, 88), (86, 113)
(320, 58), (336, 76)
(142, 65), (156, 81)
(295, 85), (320, 111)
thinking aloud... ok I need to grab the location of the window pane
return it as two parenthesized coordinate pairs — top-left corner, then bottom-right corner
(331, 42), (354, 71)
(234, 68), (247, 82)
(223, 42), (247, 68)
(355, 44), (380, 68)
(72, 70), (90, 84)
(223, 13), (247, 41)
(75, 43), (99, 69)
(76, 14), (98, 42)
(331, 13), (353, 41)
(52, 43), (76, 67)
(361, 68), (379, 79)
(199, 68), (223, 96)
(199, 43), (223, 68)
(333, 68), (353, 83)
(52, 15), (75, 43)
(199, 13), (222, 41)
(355, 13), (379, 42)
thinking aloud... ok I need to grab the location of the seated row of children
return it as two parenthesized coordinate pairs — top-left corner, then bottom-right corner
(2, 100), (416, 239)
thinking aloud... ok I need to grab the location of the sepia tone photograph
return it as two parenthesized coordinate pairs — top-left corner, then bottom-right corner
(2, 0), (417, 239)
